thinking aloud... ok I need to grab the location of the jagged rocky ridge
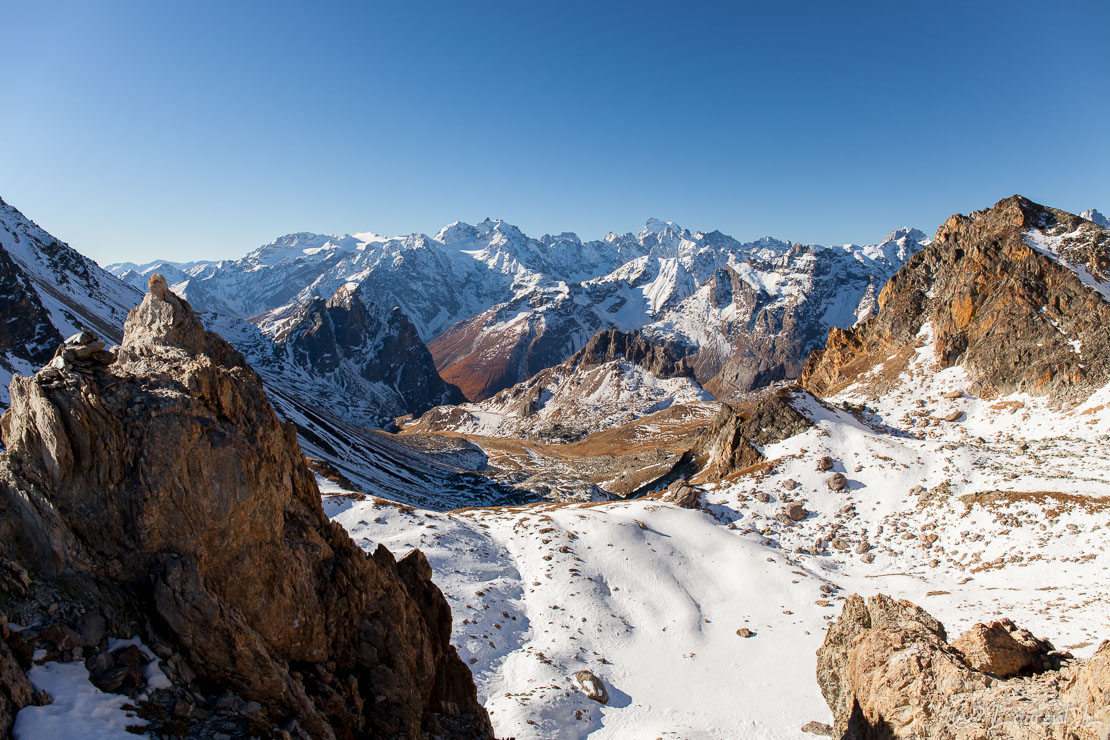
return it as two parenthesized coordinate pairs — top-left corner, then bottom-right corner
(111, 218), (929, 404)
(270, 281), (464, 419)
(817, 594), (1109, 739)
(0, 276), (492, 738)
(802, 195), (1110, 402)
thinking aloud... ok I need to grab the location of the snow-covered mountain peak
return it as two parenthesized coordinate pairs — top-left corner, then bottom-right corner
(435, 220), (479, 244)
(540, 232), (583, 247)
(1080, 208), (1109, 228)
(853, 227), (930, 264)
(639, 217), (686, 241)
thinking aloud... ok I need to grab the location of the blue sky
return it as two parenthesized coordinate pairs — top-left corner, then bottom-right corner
(1, 0), (1107, 264)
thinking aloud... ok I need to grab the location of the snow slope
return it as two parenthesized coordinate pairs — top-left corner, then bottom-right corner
(324, 325), (1110, 739)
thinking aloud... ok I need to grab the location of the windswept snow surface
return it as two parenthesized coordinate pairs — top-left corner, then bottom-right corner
(326, 332), (1110, 739)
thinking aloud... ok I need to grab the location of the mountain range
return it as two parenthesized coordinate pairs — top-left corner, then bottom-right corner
(1, 193), (1109, 739)
(108, 216), (928, 405)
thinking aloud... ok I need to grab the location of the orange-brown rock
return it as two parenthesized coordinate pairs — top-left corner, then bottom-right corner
(802, 196), (1110, 402)
(0, 275), (493, 739)
(817, 594), (1109, 739)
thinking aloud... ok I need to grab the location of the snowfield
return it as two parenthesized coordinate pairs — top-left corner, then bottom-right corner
(325, 334), (1110, 739)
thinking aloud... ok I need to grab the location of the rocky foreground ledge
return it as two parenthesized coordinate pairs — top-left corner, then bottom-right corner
(0, 275), (494, 738)
(816, 594), (1110, 739)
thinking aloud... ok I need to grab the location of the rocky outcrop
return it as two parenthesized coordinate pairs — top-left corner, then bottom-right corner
(0, 619), (34, 736)
(691, 386), (812, 481)
(817, 594), (1109, 739)
(0, 275), (493, 738)
(573, 329), (694, 379)
(802, 196), (1110, 402)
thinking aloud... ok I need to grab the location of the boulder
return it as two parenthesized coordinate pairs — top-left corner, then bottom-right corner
(826, 473), (848, 491)
(816, 594), (1110, 739)
(783, 502), (808, 522)
(951, 619), (1058, 677)
(575, 670), (609, 704)
(664, 483), (702, 509)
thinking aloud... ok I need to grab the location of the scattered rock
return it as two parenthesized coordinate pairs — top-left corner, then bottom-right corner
(782, 478), (799, 491)
(801, 720), (833, 736)
(783, 503), (808, 522)
(574, 670), (609, 704)
(816, 456), (835, 472)
(826, 473), (848, 491)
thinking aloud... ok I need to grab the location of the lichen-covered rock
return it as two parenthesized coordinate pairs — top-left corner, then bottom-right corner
(0, 277), (493, 739)
(816, 594), (1110, 739)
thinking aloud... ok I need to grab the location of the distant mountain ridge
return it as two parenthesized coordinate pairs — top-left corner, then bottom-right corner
(110, 216), (932, 402)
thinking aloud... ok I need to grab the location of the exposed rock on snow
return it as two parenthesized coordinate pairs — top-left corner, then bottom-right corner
(0, 277), (492, 738)
(691, 386), (812, 481)
(817, 594), (1109, 739)
(574, 670), (609, 704)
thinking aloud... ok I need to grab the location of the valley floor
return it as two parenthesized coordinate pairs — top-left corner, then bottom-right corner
(324, 345), (1110, 739)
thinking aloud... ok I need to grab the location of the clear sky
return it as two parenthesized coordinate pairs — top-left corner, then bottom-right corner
(1, 0), (1107, 265)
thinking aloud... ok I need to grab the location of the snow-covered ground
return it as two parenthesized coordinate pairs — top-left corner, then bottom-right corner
(325, 333), (1110, 739)
(12, 639), (170, 740)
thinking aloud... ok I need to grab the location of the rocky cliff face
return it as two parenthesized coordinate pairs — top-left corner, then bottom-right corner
(802, 196), (1110, 402)
(817, 594), (1109, 739)
(0, 275), (493, 738)
(274, 282), (464, 418)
